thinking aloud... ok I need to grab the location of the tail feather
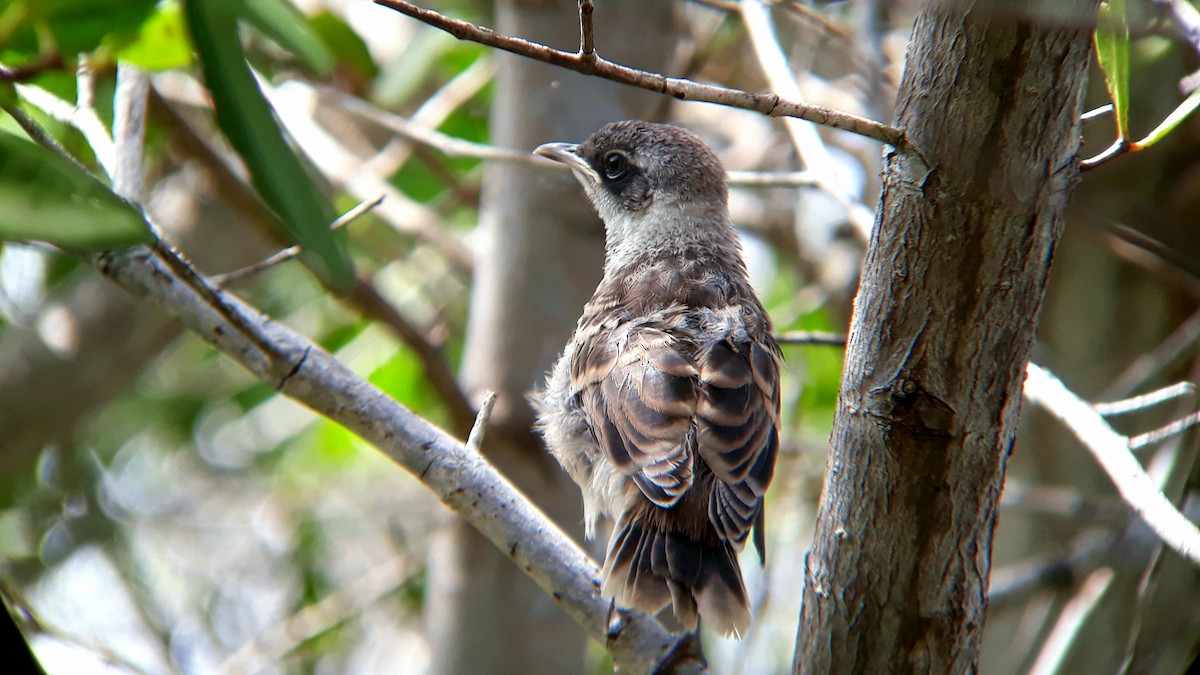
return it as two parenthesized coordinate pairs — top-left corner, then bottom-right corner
(601, 514), (750, 638)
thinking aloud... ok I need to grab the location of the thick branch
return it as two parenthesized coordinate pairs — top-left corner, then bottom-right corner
(796, 2), (1099, 672)
(371, 0), (904, 146)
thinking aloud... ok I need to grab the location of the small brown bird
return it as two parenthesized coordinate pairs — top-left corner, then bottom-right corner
(533, 121), (781, 638)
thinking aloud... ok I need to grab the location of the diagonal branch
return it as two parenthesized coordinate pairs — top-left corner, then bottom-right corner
(95, 245), (701, 674)
(371, 0), (904, 147)
(1023, 363), (1200, 566)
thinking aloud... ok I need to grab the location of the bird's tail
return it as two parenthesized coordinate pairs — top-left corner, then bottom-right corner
(601, 513), (751, 639)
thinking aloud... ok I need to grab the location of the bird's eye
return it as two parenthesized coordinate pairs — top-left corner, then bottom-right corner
(602, 151), (630, 181)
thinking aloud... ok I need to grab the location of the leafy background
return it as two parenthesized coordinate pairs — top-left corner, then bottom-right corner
(1, 0), (1198, 673)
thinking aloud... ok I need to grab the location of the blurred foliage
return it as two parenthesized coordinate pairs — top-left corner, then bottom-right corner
(0, 0), (1196, 673)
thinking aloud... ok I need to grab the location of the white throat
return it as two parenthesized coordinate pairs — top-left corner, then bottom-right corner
(583, 187), (734, 278)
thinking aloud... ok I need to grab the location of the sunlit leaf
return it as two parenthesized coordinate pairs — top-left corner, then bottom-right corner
(26, 0), (158, 54)
(1095, 0), (1130, 139)
(116, 1), (192, 71)
(0, 131), (150, 248)
(184, 0), (353, 290)
(234, 0), (334, 75)
(1131, 86), (1200, 150)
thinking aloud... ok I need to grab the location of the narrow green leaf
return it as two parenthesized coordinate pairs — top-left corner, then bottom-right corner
(234, 0), (334, 75)
(1095, 0), (1131, 139)
(184, 0), (353, 290)
(0, 131), (151, 248)
(1131, 86), (1200, 150)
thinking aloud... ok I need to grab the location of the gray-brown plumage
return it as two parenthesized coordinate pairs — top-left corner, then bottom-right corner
(533, 121), (781, 638)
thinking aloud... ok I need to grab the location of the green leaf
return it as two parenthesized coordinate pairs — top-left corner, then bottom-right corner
(1095, 0), (1130, 139)
(0, 131), (151, 248)
(26, 0), (158, 54)
(116, 1), (193, 71)
(184, 0), (353, 290)
(234, 0), (334, 75)
(1131, 86), (1200, 150)
(309, 10), (377, 80)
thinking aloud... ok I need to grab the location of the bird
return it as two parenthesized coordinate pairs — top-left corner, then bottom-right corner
(532, 120), (781, 638)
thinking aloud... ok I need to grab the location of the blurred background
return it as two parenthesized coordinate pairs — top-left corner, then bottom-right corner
(0, 0), (1197, 673)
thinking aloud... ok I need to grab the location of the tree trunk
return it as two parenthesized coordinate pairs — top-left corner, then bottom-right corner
(795, 2), (1099, 673)
(423, 2), (678, 673)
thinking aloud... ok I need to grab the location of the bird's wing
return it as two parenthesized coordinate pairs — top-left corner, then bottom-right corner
(695, 321), (782, 556)
(573, 320), (699, 508)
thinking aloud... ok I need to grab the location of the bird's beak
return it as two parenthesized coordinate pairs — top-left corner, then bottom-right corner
(534, 142), (600, 184)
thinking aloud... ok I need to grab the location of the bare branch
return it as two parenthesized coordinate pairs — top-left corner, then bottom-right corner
(15, 82), (116, 177)
(1104, 306), (1200, 399)
(1129, 410), (1200, 450)
(147, 90), (477, 434)
(1079, 137), (1129, 171)
(220, 555), (416, 673)
(1093, 381), (1196, 416)
(1023, 363), (1200, 566)
(213, 195), (385, 286)
(1027, 567), (1116, 675)
(361, 56), (496, 180)
(371, 0), (904, 147)
(1081, 103), (1114, 123)
(740, 0), (876, 239)
(113, 63), (150, 203)
(0, 53), (64, 82)
(467, 390), (498, 454)
(252, 75), (473, 274)
(578, 0), (595, 58)
(775, 330), (847, 346)
(334, 90), (819, 188)
(988, 531), (1114, 609)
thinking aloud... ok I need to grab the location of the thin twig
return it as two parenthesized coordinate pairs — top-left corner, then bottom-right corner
(212, 195), (385, 287)
(1023, 363), (1200, 566)
(1027, 567), (1116, 675)
(775, 331), (847, 346)
(1129, 410), (1200, 450)
(1093, 381), (1197, 416)
(578, 0), (596, 59)
(3, 90), (286, 371)
(335, 90), (820, 188)
(0, 53), (64, 82)
(371, 0), (905, 147)
(988, 531), (1114, 609)
(740, 0), (876, 239)
(360, 56), (496, 180)
(346, 280), (476, 435)
(219, 555), (415, 673)
(15, 82), (116, 176)
(1104, 307), (1200, 399)
(253, 75), (473, 273)
(113, 63), (150, 203)
(1079, 137), (1129, 171)
(1081, 104), (1114, 123)
(466, 390), (498, 454)
(148, 88), (477, 433)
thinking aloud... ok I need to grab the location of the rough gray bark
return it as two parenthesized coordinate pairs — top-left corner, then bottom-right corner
(424, 2), (679, 673)
(795, 2), (1099, 673)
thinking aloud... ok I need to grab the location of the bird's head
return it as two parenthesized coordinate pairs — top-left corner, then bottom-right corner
(535, 121), (733, 266)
